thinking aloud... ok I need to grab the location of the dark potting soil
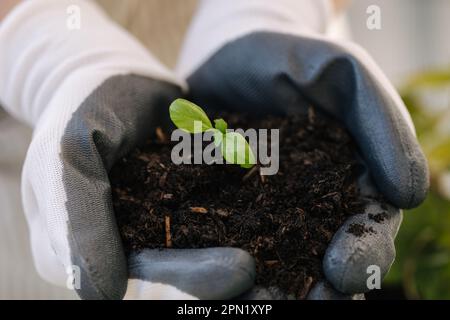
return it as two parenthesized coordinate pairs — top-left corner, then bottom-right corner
(110, 109), (366, 299)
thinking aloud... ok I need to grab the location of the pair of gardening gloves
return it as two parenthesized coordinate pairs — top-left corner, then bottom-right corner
(0, 0), (429, 300)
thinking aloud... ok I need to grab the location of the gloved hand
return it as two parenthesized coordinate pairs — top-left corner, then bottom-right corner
(176, 0), (429, 298)
(0, 0), (254, 300)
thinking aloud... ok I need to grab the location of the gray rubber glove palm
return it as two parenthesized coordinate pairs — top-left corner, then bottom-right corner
(61, 75), (255, 299)
(183, 32), (429, 297)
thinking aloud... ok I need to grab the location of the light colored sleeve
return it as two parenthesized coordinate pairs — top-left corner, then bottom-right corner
(177, 0), (333, 78)
(0, 0), (181, 126)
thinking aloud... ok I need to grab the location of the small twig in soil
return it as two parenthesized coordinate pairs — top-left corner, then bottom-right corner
(308, 106), (315, 124)
(321, 191), (339, 199)
(155, 127), (167, 143)
(264, 260), (280, 267)
(242, 165), (259, 183)
(216, 209), (230, 218)
(157, 162), (166, 170)
(158, 172), (168, 188)
(255, 194), (263, 203)
(260, 171), (267, 184)
(161, 193), (173, 200)
(138, 154), (152, 162)
(190, 207), (208, 214)
(298, 276), (314, 299)
(165, 215), (172, 248)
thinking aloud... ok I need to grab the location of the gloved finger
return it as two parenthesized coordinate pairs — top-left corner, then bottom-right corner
(187, 33), (429, 209)
(125, 248), (255, 300)
(60, 75), (181, 299)
(21, 74), (183, 300)
(307, 281), (365, 300)
(322, 165), (403, 294)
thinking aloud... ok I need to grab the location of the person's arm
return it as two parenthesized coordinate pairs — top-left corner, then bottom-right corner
(0, 0), (254, 300)
(0, 0), (21, 20)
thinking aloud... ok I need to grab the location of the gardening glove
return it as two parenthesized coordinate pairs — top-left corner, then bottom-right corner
(176, 0), (430, 297)
(0, 0), (255, 300)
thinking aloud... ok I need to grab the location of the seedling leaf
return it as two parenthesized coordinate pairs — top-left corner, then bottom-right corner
(169, 98), (213, 133)
(221, 132), (256, 169)
(169, 99), (256, 170)
(214, 118), (228, 134)
(211, 129), (224, 148)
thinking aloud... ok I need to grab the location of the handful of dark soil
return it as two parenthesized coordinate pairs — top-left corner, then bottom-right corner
(110, 109), (364, 299)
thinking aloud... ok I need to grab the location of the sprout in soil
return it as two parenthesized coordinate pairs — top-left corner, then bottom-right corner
(169, 98), (256, 169)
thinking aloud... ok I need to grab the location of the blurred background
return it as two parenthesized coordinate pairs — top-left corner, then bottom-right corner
(347, 0), (450, 300)
(0, 0), (449, 299)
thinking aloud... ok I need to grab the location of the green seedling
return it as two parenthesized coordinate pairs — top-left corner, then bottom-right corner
(169, 98), (255, 169)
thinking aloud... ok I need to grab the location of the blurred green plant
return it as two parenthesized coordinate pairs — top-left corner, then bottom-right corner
(384, 69), (450, 299)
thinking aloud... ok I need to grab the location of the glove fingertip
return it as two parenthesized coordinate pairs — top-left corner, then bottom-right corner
(73, 253), (128, 300)
(128, 247), (256, 300)
(323, 204), (401, 294)
(376, 144), (429, 209)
